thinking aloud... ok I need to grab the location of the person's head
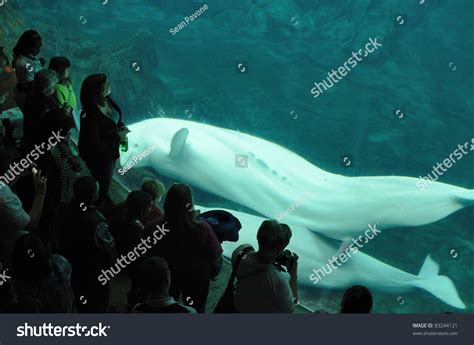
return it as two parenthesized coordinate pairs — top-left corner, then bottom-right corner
(126, 191), (153, 220)
(340, 285), (373, 313)
(73, 176), (99, 206)
(141, 178), (165, 204)
(80, 74), (110, 109)
(12, 233), (51, 283)
(163, 183), (202, 236)
(48, 56), (71, 82)
(133, 257), (171, 301)
(34, 69), (59, 96)
(257, 220), (292, 259)
(164, 183), (197, 221)
(13, 30), (42, 58)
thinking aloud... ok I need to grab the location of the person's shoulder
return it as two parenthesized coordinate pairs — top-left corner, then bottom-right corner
(13, 55), (28, 67)
(231, 244), (255, 265)
(197, 219), (213, 232)
(55, 83), (68, 94)
(81, 106), (100, 120)
(0, 182), (14, 199)
(51, 254), (72, 281)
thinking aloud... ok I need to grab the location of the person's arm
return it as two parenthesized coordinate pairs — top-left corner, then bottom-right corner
(201, 221), (223, 278)
(288, 254), (299, 303)
(25, 170), (47, 230)
(55, 85), (68, 107)
(94, 222), (117, 264)
(79, 109), (110, 158)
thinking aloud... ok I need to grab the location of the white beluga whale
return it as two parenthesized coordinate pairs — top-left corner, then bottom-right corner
(120, 118), (474, 241)
(195, 205), (466, 310)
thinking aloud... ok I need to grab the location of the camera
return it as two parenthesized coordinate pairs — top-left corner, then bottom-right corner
(273, 250), (296, 272)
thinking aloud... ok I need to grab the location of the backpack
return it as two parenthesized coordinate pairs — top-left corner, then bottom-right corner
(198, 210), (241, 243)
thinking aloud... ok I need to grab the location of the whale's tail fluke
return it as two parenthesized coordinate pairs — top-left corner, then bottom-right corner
(414, 255), (466, 309)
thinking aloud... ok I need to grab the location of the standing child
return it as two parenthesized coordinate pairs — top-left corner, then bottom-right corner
(49, 57), (80, 157)
(48, 57), (80, 137)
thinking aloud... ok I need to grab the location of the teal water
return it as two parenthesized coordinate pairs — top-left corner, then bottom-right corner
(7, 0), (473, 313)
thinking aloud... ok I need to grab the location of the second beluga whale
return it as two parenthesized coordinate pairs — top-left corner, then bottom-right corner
(120, 118), (474, 241)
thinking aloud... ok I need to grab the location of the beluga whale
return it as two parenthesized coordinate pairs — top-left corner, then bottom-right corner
(120, 118), (474, 241)
(194, 205), (466, 310)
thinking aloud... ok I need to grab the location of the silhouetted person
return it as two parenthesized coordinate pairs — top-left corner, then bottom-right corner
(233, 220), (298, 313)
(41, 108), (81, 206)
(110, 191), (152, 276)
(107, 177), (164, 224)
(140, 177), (165, 225)
(48, 56), (80, 133)
(12, 30), (45, 112)
(0, 240), (16, 312)
(58, 176), (116, 312)
(12, 233), (75, 312)
(340, 285), (373, 313)
(21, 69), (61, 155)
(78, 74), (129, 207)
(0, 46), (15, 146)
(147, 183), (222, 313)
(0, 149), (47, 248)
(129, 257), (196, 313)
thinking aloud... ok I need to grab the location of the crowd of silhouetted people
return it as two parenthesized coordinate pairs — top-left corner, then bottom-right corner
(0, 30), (373, 314)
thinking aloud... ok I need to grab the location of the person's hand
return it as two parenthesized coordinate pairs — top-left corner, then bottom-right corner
(119, 125), (131, 133)
(70, 157), (81, 173)
(118, 129), (128, 141)
(288, 253), (299, 279)
(32, 169), (47, 195)
(61, 104), (73, 117)
(20, 162), (37, 177)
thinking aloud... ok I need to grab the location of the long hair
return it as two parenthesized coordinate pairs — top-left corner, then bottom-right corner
(48, 56), (71, 84)
(80, 74), (107, 110)
(12, 233), (51, 283)
(163, 184), (202, 241)
(12, 30), (42, 67)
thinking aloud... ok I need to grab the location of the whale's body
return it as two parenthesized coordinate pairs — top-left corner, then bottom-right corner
(120, 118), (474, 241)
(196, 205), (466, 310)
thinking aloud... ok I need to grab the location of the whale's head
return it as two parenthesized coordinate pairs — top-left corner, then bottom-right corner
(119, 119), (190, 171)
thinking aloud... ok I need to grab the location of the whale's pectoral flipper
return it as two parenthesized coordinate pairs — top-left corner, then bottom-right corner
(414, 255), (466, 309)
(169, 128), (189, 159)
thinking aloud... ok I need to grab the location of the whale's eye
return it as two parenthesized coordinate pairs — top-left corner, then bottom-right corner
(134, 144), (138, 148)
